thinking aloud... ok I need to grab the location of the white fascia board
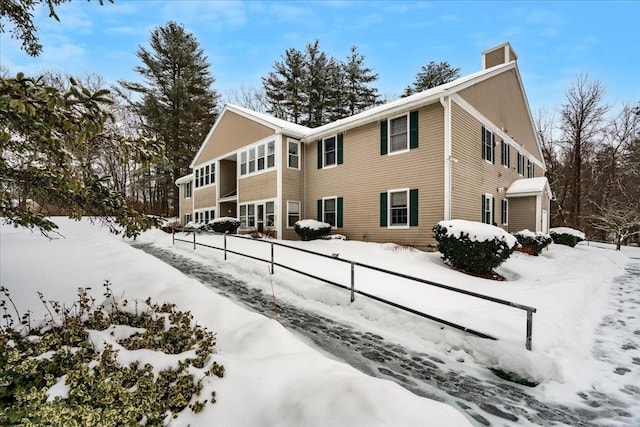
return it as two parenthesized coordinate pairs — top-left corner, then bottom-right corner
(175, 174), (193, 186)
(302, 62), (516, 143)
(450, 93), (545, 170)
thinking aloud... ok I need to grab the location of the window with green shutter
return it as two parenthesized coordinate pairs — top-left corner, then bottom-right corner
(380, 121), (388, 155)
(409, 111), (419, 149)
(381, 189), (418, 227)
(337, 197), (343, 227)
(409, 189), (418, 226)
(337, 133), (344, 165)
(482, 194), (494, 225)
(379, 192), (387, 226)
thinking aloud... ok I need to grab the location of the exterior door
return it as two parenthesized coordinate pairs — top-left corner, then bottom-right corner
(257, 204), (264, 233)
(542, 209), (548, 233)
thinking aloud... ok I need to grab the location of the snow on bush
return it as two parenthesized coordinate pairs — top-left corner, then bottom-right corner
(549, 227), (585, 247)
(512, 229), (552, 256)
(294, 219), (331, 241)
(433, 220), (517, 274)
(209, 217), (240, 234)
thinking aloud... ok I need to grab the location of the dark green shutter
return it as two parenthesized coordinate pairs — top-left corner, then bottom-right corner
(337, 197), (343, 228)
(492, 197), (496, 225)
(317, 140), (322, 169)
(409, 111), (419, 149)
(337, 133), (344, 165)
(481, 194), (486, 223)
(409, 189), (419, 226)
(531, 163), (534, 177)
(380, 192), (387, 227)
(481, 126), (486, 160)
(380, 121), (388, 155)
(317, 199), (322, 221)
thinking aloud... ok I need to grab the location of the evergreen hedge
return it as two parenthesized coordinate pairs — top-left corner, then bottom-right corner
(294, 220), (331, 241)
(549, 228), (585, 247)
(512, 230), (552, 256)
(433, 221), (517, 274)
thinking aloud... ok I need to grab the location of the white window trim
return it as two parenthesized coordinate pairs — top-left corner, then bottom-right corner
(483, 127), (494, 165)
(483, 193), (494, 225)
(387, 113), (410, 156)
(501, 199), (508, 225)
(387, 188), (410, 229)
(287, 139), (301, 170)
(194, 207), (216, 224)
(286, 200), (301, 229)
(238, 198), (278, 230)
(239, 137), (277, 178)
(321, 196), (338, 228)
(501, 140), (510, 168)
(194, 161), (216, 190)
(184, 181), (192, 199)
(322, 135), (338, 169)
(517, 153), (525, 176)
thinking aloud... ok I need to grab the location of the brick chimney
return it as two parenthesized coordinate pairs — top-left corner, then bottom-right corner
(482, 42), (518, 69)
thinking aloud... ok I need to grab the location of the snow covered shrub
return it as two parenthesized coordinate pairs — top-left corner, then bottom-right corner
(294, 219), (331, 241)
(512, 230), (552, 256)
(184, 221), (206, 231)
(0, 283), (224, 426)
(433, 220), (518, 274)
(209, 217), (241, 234)
(549, 227), (585, 247)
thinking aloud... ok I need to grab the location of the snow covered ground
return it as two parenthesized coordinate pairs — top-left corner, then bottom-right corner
(0, 218), (469, 426)
(2, 218), (639, 425)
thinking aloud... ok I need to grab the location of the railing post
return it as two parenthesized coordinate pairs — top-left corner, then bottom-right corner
(193, 231), (196, 250)
(224, 233), (227, 261)
(350, 262), (355, 302)
(270, 242), (274, 274)
(172, 227), (175, 246)
(526, 310), (533, 351)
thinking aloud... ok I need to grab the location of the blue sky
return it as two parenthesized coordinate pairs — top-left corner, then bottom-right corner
(2, 1), (638, 113)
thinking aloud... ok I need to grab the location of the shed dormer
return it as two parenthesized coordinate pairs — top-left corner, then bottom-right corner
(482, 42), (518, 69)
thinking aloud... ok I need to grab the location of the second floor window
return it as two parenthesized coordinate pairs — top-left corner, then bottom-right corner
(323, 136), (336, 167)
(482, 126), (495, 164)
(527, 159), (535, 178)
(288, 141), (300, 169)
(194, 162), (215, 188)
(389, 115), (408, 153)
(184, 182), (192, 198)
(240, 140), (276, 176)
(501, 140), (510, 167)
(517, 153), (525, 175)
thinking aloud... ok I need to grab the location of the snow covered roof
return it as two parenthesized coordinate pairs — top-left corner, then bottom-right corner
(225, 104), (312, 137)
(506, 177), (553, 198)
(175, 173), (193, 186)
(303, 61), (516, 141)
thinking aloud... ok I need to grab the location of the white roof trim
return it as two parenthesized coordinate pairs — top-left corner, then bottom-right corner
(175, 173), (193, 186)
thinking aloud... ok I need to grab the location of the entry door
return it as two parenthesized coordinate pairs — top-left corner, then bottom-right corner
(256, 204), (265, 233)
(542, 209), (548, 233)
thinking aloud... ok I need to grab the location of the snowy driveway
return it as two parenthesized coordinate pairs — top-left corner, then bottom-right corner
(133, 243), (640, 426)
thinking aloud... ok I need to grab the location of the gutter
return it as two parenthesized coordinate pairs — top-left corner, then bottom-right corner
(440, 96), (452, 220)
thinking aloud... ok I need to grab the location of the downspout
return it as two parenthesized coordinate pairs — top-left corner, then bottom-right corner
(440, 96), (452, 220)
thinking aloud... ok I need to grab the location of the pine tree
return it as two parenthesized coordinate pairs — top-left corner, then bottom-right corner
(262, 47), (306, 124)
(121, 21), (219, 216)
(403, 61), (461, 97)
(342, 45), (380, 116)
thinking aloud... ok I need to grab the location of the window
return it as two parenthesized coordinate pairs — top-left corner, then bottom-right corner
(501, 199), (508, 225)
(482, 126), (495, 163)
(194, 162), (215, 188)
(247, 204), (255, 227)
(265, 201), (275, 227)
(184, 213), (192, 225)
(380, 189), (418, 228)
(390, 190), (408, 226)
(248, 148), (256, 173)
(194, 208), (215, 224)
(389, 115), (408, 153)
(323, 198), (336, 227)
(324, 136), (336, 167)
(527, 159), (534, 178)
(287, 201), (300, 228)
(517, 153), (525, 175)
(239, 205), (247, 228)
(267, 141), (275, 168)
(501, 140), (510, 167)
(240, 151), (247, 175)
(239, 141), (276, 176)
(184, 182), (192, 198)
(288, 140), (300, 169)
(482, 194), (494, 225)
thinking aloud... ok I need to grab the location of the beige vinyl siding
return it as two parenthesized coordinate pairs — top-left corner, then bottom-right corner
(507, 197), (536, 232)
(194, 186), (217, 210)
(281, 138), (304, 240)
(450, 102), (521, 228)
(484, 48), (506, 69)
(457, 69), (542, 166)
(179, 184), (193, 225)
(304, 103), (444, 248)
(238, 170), (277, 203)
(194, 111), (275, 166)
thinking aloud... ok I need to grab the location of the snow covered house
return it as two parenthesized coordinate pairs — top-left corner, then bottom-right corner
(176, 42), (551, 247)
